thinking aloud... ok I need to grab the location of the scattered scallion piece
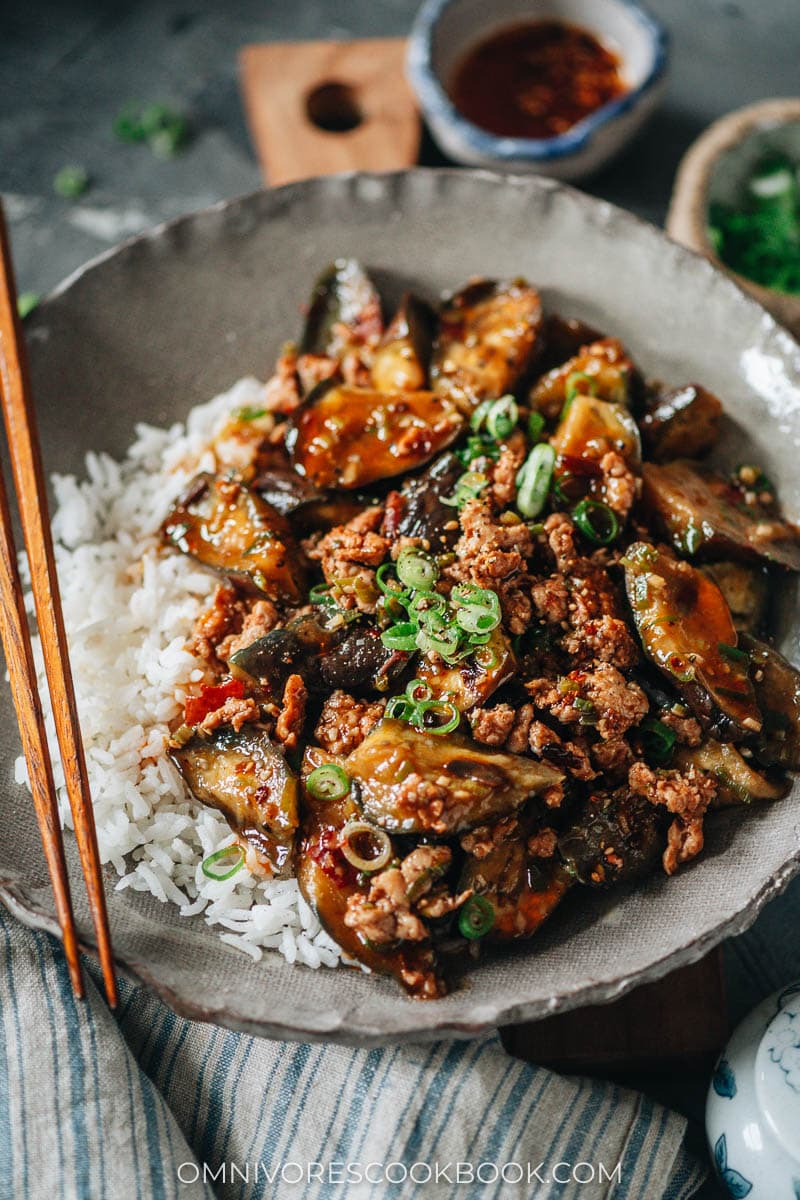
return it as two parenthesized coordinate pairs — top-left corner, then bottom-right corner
(396, 547), (438, 591)
(485, 395), (519, 440)
(386, 681), (460, 734)
(16, 292), (40, 319)
(441, 470), (489, 509)
(516, 443), (556, 518)
(53, 165), (90, 199)
(113, 102), (190, 159)
(306, 764), (350, 801)
(572, 498), (620, 545)
(458, 895), (495, 940)
(527, 410), (545, 441)
(201, 844), (245, 881)
(639, 718), (677, 766)
(718, 642), (749, 665)
(340, 820), (392, 873)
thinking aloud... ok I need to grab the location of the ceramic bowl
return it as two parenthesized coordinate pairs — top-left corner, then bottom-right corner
(5, 169), (800, 1044)
(667, 98), (800, 339)
(706, 981), (800, 1198)
(406, 0), (668, 180)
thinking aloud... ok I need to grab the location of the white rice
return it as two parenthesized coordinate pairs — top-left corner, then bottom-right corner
(15, 378), (343, 971)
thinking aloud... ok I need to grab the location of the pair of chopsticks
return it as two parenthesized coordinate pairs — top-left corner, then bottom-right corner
(0, 203), (117, 1006)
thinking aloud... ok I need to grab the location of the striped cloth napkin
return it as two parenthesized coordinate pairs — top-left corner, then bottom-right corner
(3, 874), (798, 1200)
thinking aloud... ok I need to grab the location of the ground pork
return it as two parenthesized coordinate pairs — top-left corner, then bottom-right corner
(527, 664), (649, 740)
(262, 346), (302, 414)
(470, 705), (595, 780)
(527, 828), (558, 859)
(543, 512), (579, 573)
(531, 575), (570, 626)
(343, 845), (467, 946)
(491, 431), (527, 508)
(560, 614), (639, 669)
(314, 691), (386, 756)
(449, 499), (534, 633)
(306, 507), (388, 613)
(460, 815), (519, 860)
(274, 674), (307, 749)
(591, 737), (634, 777)
(628, 760), (718, 874)
(599, 450), (638, 519)
(296, 353), (339, 395)
(197, 695), (260, 735)
(216, 599), (281, 663)
(659, 710), (703, 747)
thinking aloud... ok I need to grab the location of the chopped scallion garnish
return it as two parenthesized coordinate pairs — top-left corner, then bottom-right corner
(306, 764), (351, 801)
(201, 844), (245, 881)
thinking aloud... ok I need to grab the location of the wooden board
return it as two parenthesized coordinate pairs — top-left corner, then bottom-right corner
(239, 38), (420, 187)
(502, 949), (728, 1072)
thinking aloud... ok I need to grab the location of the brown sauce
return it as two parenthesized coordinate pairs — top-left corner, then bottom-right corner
(449, 20), (626, 140)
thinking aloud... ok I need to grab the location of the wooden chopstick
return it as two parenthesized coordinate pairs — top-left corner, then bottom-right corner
(0, 202), (118, 1007)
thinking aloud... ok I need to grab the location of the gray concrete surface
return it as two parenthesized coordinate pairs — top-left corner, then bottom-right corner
(1, 0), (798, 295)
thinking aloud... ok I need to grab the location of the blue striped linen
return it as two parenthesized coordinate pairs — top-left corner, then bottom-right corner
(3, 852), (780, 1200)
(0, 909), (715, 1200)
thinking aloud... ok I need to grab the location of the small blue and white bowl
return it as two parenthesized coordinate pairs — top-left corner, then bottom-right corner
(407, 0), (668, 181)
(706, 981), (800, 1198)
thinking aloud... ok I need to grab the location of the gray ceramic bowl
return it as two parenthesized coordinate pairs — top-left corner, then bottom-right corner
(4, 169), (800, 1044)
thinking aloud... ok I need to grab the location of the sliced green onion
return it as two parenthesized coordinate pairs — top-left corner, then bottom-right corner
(340, 820), (392, 873)
(417, 626), (462, 661)
(683, 524), (704, 555)
(455, 606), (500, 635)
(416, 699), (460, 734)
(309, 582), (334, 605)
(306, 764), (350, 801)
(565, 370), (598, 403)
(17, 292), (40, 320)
(408, 591), (448, 620)
(386, 696), (417, 722)
(457, 433), (500, 466)
(572, 498), (620, 545)
(441, 470), (489, 509)
(516, 443), (556, 518)
(201, 844), (245, 881)
(640, 718), (677, 766)
(470, 399), (494, 433)
(458, 895), (495, 940)
(718, 642), (749, 664)
(474, 644), (499, 670)
(406, 679), (433, 704)
(486, 396), (519, 440)
(396, 547), (439, 591)
(54, 165), (90, 199)
(236, 405), (267, 422)
(376, 562), (405, 596)
(527, 411), (545, 441)
(381, 622), (419, 652)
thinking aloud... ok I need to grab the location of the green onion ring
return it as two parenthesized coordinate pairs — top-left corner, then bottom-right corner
(306, 764), (351, 801)
(416, 699), (460, 734)
(201, 844), (246, 882)
(396, 547), (439, 592)
(572, 498), (620, 546)
(516, 443), (556, 518)
(455, 606), (500, 635)
(406, 679), (433, 704)
(469, 398), (494, 433)
(527, 410), (545, 441)
(380, 622), (419, 652)
(486, 396), (519, 440)
(376, 562), (405, 596)
(340, 820), (392, 873)
(639, 718), (678, 766)
(458, 895), (496, 940)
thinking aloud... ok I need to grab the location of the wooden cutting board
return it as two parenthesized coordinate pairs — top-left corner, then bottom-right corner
(237, 39), (729, 1069)
(239, 38), (420, 186)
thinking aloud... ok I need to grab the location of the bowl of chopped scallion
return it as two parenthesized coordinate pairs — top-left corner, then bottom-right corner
(667, 98), (800, 337)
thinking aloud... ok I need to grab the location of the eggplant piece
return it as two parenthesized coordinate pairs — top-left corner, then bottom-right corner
(371, 292), (435, 393)
(318, 626), (409, 694)
(551, 394), (641, 466)
(296, 746), (445, 997)
(161, 473), (306, 604)
(741, 635), (800, 770)
(416, 629), (516, 712)
(642, 460), (800, 570)
(250, 468), (322, 517)
(674, 740), (788, 807)
(171, 725), (298, 874)
(624, 542), (762, 741)
(286, 383), (464, 490)
(229, 614), (341, 694)
(701, 562), (769, 634)
(230, 615), (404, 698)
(392, 451), (464, 552)
(299, 258), (382, 357)
(539, 314), (603, 372)
(557, 787), (666, 886)
(459, 821), (572, 940)
(640, 384), (722, 461)
(431, 278), (542, 410)
(530, 338), (642, 421)
(345, 718), (562, 835)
